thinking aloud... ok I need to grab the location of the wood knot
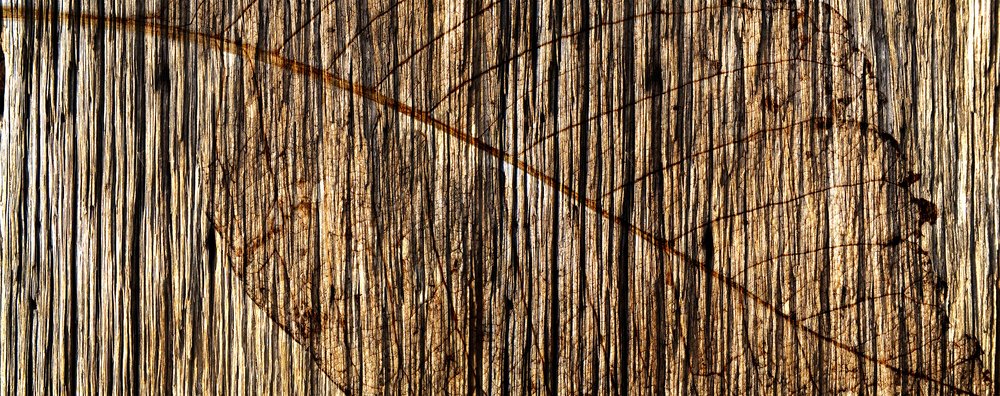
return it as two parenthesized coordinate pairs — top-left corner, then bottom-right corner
(911, 198), (938, 225)
(899, 172), (921, 188)
(813, 116), (834, 130)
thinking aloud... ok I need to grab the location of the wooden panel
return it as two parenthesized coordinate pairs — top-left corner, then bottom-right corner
(1, 0), (996, 394)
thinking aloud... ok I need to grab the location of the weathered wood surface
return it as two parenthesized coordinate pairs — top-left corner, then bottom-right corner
(1, 0), (997, 394)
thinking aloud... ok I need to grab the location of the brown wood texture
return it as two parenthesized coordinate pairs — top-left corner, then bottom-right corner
(1, 0), (997, 394)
